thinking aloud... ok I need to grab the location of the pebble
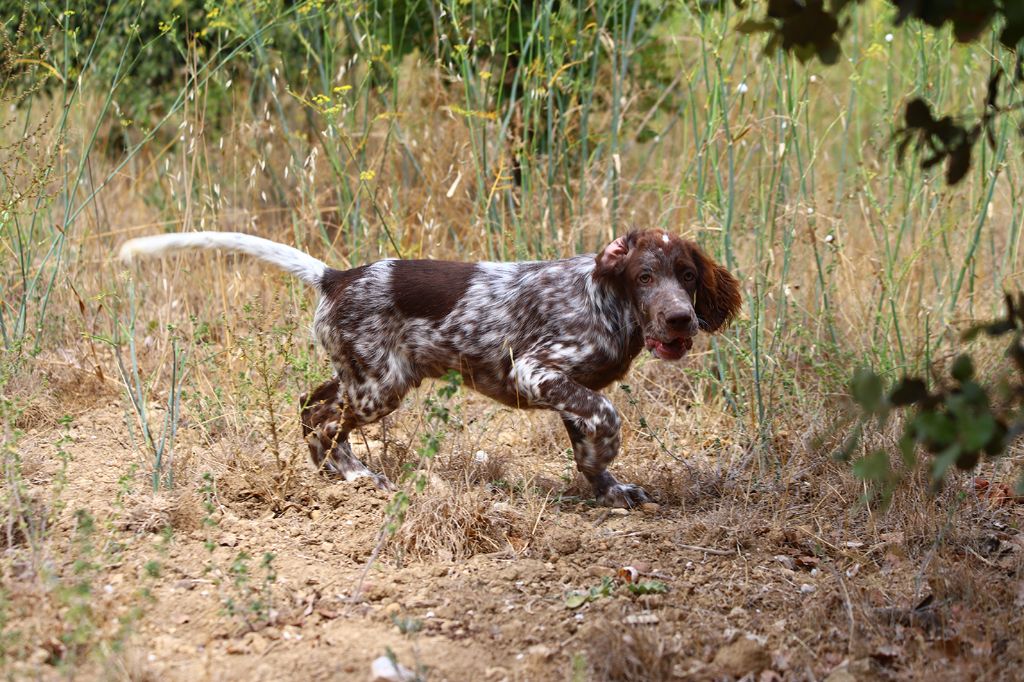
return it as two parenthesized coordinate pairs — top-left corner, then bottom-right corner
(370, 656), (416, 682)
(713, 637), (771, 677)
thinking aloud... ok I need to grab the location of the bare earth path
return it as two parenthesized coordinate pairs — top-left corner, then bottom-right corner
(6, 370), (1023, 680)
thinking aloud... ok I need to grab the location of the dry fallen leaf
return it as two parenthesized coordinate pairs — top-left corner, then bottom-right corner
(617, 566), (639, 584)
(623, 613), (659, 625)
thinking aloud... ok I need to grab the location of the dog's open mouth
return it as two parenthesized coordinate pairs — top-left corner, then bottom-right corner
(645, 335), (693, 360)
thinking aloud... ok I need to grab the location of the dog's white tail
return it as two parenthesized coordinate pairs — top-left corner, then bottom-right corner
(118, 232), (328, 285)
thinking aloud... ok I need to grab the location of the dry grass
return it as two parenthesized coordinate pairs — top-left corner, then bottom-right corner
(3, 4), (1024, 679)
(582, 618), (686, 681)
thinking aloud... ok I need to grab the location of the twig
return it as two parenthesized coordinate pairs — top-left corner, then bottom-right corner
(676, 543), (734, 556)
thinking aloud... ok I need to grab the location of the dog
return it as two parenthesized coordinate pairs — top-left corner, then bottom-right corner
(120, 229), (741, 507)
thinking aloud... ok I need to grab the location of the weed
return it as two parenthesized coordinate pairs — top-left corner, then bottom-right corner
(222, 550), (278, 632)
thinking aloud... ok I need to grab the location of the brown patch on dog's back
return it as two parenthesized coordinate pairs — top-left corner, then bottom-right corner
(391, 259), (478, 320)
(319, 265), (369, 299)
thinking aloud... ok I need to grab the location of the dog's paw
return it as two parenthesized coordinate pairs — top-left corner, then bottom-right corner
(597, 483), (651, 509)
(321, 458), (394, 492)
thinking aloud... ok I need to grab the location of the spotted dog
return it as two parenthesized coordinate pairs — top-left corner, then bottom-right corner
(120, 229), (741, 508)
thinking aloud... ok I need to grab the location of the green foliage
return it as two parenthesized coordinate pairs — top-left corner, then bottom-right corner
(565, 576), (617, 609)
(845, 294), (1024, 502)
(734, 0), (1023, 185)
(105, 286), (189, 492)
(565, 575), (670, 608)
(222, 550), (277, 630)
(625, 579), (669, 595)
(383, 370), (463, 534)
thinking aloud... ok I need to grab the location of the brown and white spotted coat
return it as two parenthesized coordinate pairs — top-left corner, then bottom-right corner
(300, 229), (742, 507)
(120, 228), (740, 507)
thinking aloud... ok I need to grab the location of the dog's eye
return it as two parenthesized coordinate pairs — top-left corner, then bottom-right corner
(637, 272), (653, 285)
(682, 270), (696, 283)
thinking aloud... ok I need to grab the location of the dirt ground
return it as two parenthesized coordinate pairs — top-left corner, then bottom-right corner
(5, 360), (1024, 681)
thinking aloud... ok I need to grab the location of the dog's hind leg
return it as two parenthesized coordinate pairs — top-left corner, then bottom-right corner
(299, 378), (395, 490)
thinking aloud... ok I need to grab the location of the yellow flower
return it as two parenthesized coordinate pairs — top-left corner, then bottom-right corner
(480, 71), (492, 80)
(333, 85), (353, 94)
(359, 170), (376, 181)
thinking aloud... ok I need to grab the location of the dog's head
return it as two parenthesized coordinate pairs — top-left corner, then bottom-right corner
(593, 229), (741, 360)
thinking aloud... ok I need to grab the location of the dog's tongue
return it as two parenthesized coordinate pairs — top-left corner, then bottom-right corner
(645, 336), (693, 360)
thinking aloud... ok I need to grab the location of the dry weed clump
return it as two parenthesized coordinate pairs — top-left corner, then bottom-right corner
(102, 648), (161, 682)
(389, 482), (522, 561)
(439, 448), (512, 487)
(582, 618), (686, 682)
(119, 491), (176, 534)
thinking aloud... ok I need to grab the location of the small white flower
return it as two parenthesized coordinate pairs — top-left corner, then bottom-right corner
(885, 33), (894, 43)
(737, 82), (749, 94)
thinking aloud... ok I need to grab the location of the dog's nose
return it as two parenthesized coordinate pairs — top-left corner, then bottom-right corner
(665, 311), (693, 332)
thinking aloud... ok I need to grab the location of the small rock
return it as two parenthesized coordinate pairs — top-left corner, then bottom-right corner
(382, 602), (402, 619)
(370, 655), (416, 682)
(364, 582), (393, 601)
(309, 509), (322, 522)
(824, 669), (858, 682)
(225, 641), (247, 655)
(641, 502), (660, 514)
(324, 485), (350, 508)
(774, 555), (795, 570)
(586, 565), (616, 578)
(713, 637), (771, 677)
(244, 632), (268, 655)
(526, 644), (554, 661)
(800, 583), (816, 594)
(624, 613), (659, 625)
(219, 533), (238, 547)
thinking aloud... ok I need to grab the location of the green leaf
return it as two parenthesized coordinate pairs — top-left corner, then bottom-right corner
(853, 450), (890, 482)
(915, 411), (956, 450)
(899, 434), (917, 468)
(835, 423), (863, 462)
(596, 576), (616, 597)
(956, 411), (996, 453)
(626, 580), (669, 595)
(850, 368), (885, 414)
(890, 378), (928, 406)
(817, 39), (841, 65)
(984, 420), (1008, 456)
(931, 444), (961, 482)
(951, 354), (974, 382)
(565, 592), (590, 609)
(955, 450), (980, 471)
(734, 18), (776, 34)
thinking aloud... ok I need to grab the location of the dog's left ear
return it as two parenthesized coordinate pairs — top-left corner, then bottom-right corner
(594, 231), (637, 279)
(691, 244), (742, 333)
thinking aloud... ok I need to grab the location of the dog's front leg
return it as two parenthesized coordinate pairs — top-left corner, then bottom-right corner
(517, 367), (650, 508)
